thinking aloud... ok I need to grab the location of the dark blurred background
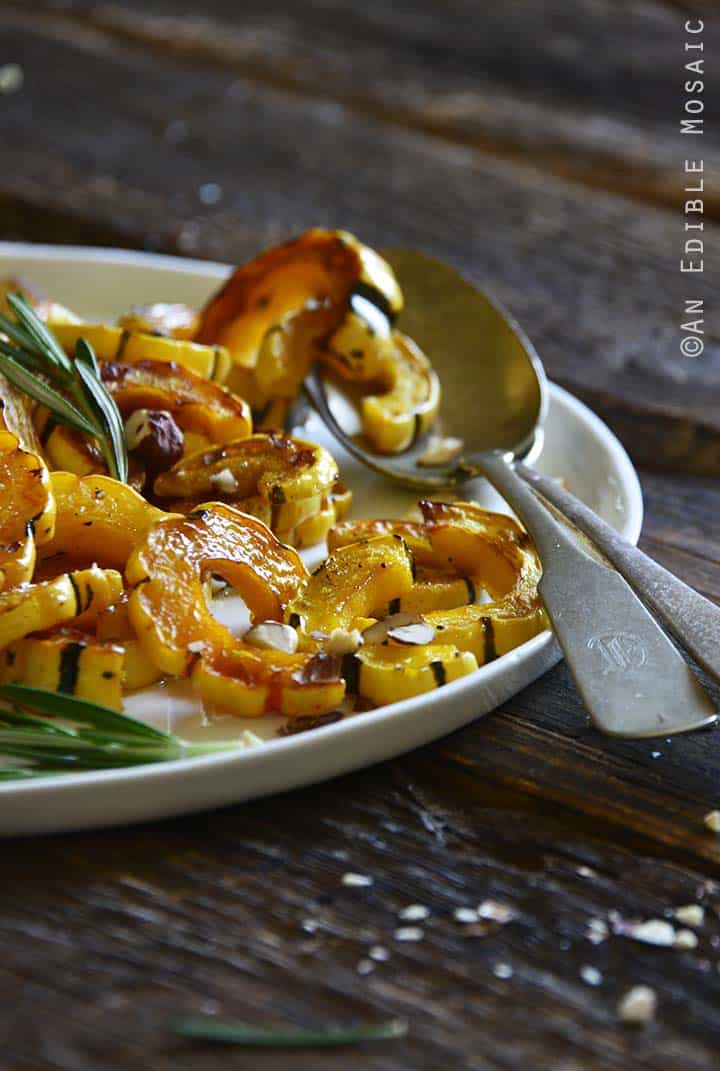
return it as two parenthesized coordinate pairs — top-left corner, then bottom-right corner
(0, 0), (718, 472)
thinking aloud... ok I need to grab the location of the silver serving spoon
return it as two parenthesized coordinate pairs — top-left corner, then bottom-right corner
(304, 249), (718, 738)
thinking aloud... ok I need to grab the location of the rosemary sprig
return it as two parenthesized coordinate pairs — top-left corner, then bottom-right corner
(0, 684), (238, 778)
(0, 294), (129, 482)
(173, 1017), (408, 1047)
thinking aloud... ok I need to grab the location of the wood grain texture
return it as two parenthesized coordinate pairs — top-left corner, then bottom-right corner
(10, 0), (720, 217)
(1, 775), (720, 1071)
(0, 9), (718, 474)
(0, 4), (720, 1068)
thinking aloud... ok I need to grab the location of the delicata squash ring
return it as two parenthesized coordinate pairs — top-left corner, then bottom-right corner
(194, 228), (402, 411)
(0, 565), (123, 650)
(0, 397), (56, 590)
(101, 360), (252, 444)
(48, 321), (231, 384)
(127, 503), (344, 715)
(0, 630), (125, 710)
(359, 332), (441, 454)
(286, 534), (416, 639)
(153, 433), (339, 536)
(38, 473), (169, 571)
(317, 500), (547, 704)
(191, 648), (345, 720)
(126, 503), (308, 676)
(417, 501), (548, 664)
(328, 515), (480, 614)
(287, 530), (478, 702)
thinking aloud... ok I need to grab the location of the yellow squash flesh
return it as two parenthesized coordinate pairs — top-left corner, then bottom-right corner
(194, 229), (402, 409)
(0, 383), (56, 589)
(328, 515), (481, 614)
(95, 598), (163, 692)
(286, 534), (415, 638)
(39, 473), (169, 571)
(101, 359), (252, 444)
(347, 643), (477, 706)
(192, 649), (345, 719)
(0, 630), (124, 709)
(127, 503), (345, 716)
(126, 503), (308, 676)
(153, 433), (339, 540)
(49, 322), (231, 383)
(0, 565), (123, 649)
(360, 332), (441, 454)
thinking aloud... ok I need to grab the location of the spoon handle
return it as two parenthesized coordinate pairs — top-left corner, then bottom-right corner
(476, 452), (717, 738)
(517, 462), (720, 686)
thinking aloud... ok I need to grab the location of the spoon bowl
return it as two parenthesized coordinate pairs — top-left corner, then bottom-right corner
(305, 250), (548, 490)
(385, 248), (548, 464)
(304, 249), (719, 738)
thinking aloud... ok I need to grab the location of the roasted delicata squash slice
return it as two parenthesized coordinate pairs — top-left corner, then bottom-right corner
(425, 601), (548, 665)
(153, 434), (339, 537)
(41, 424), (148, 493)
(100, 360), (252, 444)
(419, 500), (541, 600)
(126, 503), (343, 715)
(276, 480), (353, 548)
(0, 387), (56, 589)
(117, 302), (199, 340)
(95, 597), (162, 691)
(0, 565), (123, 650)
(418, 500), (548, 661)
(194, 229), (402, 408)
(323, 500), (547, 698)
(358, 333), (441, 454)
(286, 534), (415, 639)
(192, 648), (345, 719)
(42, 424), (104, 477)
(39, 472), (169, 571)
(126, 504), (308, 676)
(48, 321), (231, 383)
(0, 536), (36, 593)
(0, 421), (55, 547)
(0, 629), (125, 709)
(343, 643), (477, 706)
(328, 515), (480, 614)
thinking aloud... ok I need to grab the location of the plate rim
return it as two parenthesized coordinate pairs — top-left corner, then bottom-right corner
(0, 241), (644, 801)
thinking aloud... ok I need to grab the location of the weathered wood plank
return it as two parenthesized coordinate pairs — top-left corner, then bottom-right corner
(422, 467), (720, 869)
(12, 0), (720, 218)
(1, 770), (720, 1071)
(1, 6), (720, 1070)
(0, 14), (718, 473)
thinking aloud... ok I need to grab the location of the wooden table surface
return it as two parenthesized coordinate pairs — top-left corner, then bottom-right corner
(1, 2), (719, 1067)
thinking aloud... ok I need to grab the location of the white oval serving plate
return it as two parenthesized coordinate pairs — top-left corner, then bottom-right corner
(0, 243), (643, 835)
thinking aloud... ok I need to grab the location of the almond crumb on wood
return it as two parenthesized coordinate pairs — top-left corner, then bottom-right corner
(704, 810), (720, 833)
(618, 985), (656, 1025)
(674, 929), (699, 950)
(675, 904), (704, 928)
(341, 872), (373, 888)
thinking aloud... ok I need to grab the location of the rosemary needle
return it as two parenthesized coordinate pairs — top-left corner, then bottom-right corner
(0, 685), (240, 777)
(173, 1017), (409, 1047)
(0, 293), (128, 481)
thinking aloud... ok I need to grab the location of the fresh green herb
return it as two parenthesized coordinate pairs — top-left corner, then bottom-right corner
(0, 684), (238, 777)
(173, 1017), (408, 1047)
(0, 294), (128, 481)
